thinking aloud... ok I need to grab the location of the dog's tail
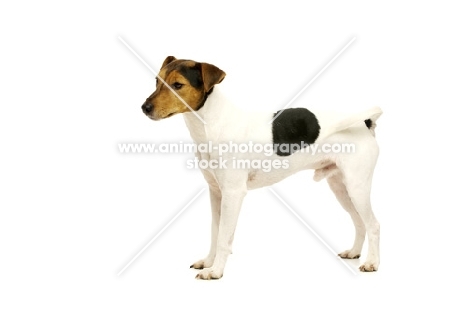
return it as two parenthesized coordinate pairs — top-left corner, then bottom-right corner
(316, 106), (383, 140)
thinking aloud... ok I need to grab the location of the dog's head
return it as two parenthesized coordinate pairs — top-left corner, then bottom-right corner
(142, 56), (225, 120)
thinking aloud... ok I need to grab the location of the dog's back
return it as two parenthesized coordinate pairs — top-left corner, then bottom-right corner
(313, 106), (382, 140)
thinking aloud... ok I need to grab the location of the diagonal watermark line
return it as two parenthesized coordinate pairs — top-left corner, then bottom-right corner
(117, 187), (207, 276)
(269, 37), (356, 124)
(118, 36), (158, 76)
(268, 187), (357, 275)
(118, 36), (207, 124)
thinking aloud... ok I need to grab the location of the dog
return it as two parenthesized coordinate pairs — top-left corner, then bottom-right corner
(142, 56), (382, 279)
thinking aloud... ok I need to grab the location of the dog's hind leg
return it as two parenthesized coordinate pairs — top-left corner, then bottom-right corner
(327, 173), (366, 260)
(339, 164), (380, 272)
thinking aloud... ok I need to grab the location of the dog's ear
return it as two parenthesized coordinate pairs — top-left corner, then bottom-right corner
(160, 56), (177, 69)
(201, 63), (226, 92)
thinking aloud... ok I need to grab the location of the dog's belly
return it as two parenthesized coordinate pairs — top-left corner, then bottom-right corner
(245, 153), (335, 190)
(246, 169), (303, 189)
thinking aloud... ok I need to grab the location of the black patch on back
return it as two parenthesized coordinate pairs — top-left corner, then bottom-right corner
(364, 119), (372, 129)
(272, 108), (321, 156)
(179, 63), (203, 89)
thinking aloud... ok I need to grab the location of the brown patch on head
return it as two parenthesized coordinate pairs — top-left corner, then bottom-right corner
(142, 56), (226, 121)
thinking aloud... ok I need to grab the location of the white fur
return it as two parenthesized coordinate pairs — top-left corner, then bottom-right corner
(185, 86), (382, 278)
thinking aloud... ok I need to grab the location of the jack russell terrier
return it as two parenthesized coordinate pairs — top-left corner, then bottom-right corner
(142, 56), (382, 279)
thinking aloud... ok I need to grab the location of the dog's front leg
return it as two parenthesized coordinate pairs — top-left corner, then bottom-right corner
(195, 186), (247, 280)
(190, 186), (221, 269)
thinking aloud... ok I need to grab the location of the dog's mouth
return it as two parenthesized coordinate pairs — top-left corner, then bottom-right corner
(147, 112), (176, 121)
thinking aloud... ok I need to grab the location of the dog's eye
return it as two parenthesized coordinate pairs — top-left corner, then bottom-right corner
(172, 82), (183, 90)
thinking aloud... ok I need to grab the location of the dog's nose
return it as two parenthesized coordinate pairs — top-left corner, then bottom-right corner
(142, 102), (154, 114)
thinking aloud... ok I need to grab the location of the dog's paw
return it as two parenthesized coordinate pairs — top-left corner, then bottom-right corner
(359, 261), (379, 272)
(338, 250), (361, 259)
(195, 268), (223, 280)
(190, 258), (213, 270)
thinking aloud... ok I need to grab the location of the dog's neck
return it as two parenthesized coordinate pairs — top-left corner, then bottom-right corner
(183, 87), (247, 144)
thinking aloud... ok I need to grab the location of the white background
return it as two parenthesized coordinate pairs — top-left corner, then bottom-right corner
(1, 1), (467, 310)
